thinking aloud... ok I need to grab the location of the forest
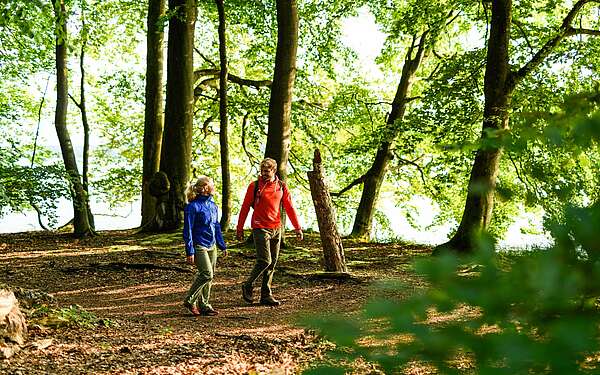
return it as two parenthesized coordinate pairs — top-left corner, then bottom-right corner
(1, 0), (600, 373)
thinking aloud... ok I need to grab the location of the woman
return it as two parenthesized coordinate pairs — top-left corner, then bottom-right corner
(183, 176), (227, 316)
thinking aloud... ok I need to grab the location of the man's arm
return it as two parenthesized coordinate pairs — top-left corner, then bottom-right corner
(281, 184), (303, 240)
(236, 182), (255, 240)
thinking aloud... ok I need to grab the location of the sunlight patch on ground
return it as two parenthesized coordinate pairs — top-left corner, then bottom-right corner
(86, 301), (181, 316)
(54, 285), (119, 296)
(94, 283), (182, 296)
(0, 245), (145, 260)
(221, 324), (305, 338)
(118, 352), (297, 375)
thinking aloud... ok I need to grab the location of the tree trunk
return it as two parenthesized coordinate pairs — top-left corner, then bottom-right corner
(77, 3), (95, 231)
(51, 0), (93, 238)
(141, 0), (165, 228)
(215, 0), (231, 231)
(0, 288), (27, 359)
(351, 142), (394, 240)
(351, 32), (429, 240)
(153, 0), (196, 231)
(307, 149), (347, 273)
(264, 0), (298, 244)
(435, 0), (513, 254)
(264, 0), (298, 180)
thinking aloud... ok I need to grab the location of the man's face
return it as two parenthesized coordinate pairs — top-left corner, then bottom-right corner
(260, 165), (276, 181)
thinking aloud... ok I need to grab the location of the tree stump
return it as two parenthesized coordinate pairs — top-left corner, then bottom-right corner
(307, 149), (348, 273)
(0, 287), (28, 359)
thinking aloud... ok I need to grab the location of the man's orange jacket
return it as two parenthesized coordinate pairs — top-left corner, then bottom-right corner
(236, 177), (301, 232)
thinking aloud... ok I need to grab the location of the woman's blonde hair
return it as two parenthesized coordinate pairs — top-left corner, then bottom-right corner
(185, 175), (215, 202)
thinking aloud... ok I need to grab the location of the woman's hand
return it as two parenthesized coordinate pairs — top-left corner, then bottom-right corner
(186, 255), (195, 265)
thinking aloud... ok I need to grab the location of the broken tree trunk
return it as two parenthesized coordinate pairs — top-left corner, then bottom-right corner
(307, 149), (348, 273)
(0, 287), (27, 359)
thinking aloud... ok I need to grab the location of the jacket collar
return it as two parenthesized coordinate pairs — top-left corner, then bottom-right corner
(194, 194), (212, 202)
(259, 175), (279, 187)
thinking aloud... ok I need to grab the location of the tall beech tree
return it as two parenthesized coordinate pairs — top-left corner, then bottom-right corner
(69, 0), (96, 231)
(50, 0), (93, 237)
(152, 0), (196, 231)
(264, 0), (298, 181)
(342, 6), (460, 240)
(348, 30), (431, 240)
(215, 0), (231, 230)
(141, 0), (165, 228)
(436, 0), (600, 253)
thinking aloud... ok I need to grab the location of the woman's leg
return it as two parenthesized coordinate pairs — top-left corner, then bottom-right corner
(184, 247), (213, 308)
(199, 246), (218, 309)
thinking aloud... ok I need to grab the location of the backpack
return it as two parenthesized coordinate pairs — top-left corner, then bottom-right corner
(251, 179), (286, 208)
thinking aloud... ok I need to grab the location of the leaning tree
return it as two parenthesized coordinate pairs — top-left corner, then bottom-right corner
(436, 0), (600, 253)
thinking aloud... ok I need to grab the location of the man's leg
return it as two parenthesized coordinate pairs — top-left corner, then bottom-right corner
(242, 229), (272, 303)
(260, 227), (281, 305)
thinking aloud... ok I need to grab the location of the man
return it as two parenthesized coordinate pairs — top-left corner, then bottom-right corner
(236, 158), (303, 306)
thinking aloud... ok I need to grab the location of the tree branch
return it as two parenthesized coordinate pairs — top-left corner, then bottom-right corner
(512, 19), (535, 54)
(31, 75), (51, 167)
(241, 113), (259, 167)
(394, 152), (437, 197)
(68, 93), (81, 109)
(288, 150), (311, 191)
(330, 174), (368, 197)
(567, 27), (600, 36)
(510, 0), (600, 90)
(201, 116), (214, 140)
(194, 68), (272, 89)
(194, 48), (217, 67)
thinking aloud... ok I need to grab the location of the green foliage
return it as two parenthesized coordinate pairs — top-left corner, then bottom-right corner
(33, 304), (115, 329)
(0, 82), (69, 224)
(0, 0), (55, 77)
(306, 204), (600, 373)
(304, 115), (600, 373)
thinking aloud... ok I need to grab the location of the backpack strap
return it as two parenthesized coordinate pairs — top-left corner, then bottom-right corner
(251, 179), (260, 208)
(278, 179), (286, 195)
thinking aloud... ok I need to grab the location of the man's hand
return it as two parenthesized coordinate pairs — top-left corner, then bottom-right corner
(236, 229), (244, 241)
(222, 249), (228, 257)
(186, 255), (195, 265)
(295, 229), (303, 241)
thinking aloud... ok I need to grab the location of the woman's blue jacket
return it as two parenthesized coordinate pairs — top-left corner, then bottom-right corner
(183, 195), (226, 256)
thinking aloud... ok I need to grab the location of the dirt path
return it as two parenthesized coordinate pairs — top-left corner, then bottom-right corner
(0, 230), (429, 374)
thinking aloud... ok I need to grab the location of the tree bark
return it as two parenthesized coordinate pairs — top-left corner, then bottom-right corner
(350, 32), (429, 240)
(351, 142), (394, 240)
(215, 0), (231, 231)
(264, 0), (298, 244)
(152, 0), (196, 231)
(435, 0), (512, 253)
(76, 2), (95, 231)
(141, 0), (165, 228)
(51, 0), (93, 238)
(264, 0), (298, 180)
(308, 149), (347, 273)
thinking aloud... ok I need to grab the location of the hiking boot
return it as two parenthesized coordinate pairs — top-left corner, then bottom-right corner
(183, 301), (201, 316)
(242, 283), (254, 303)
(259, 296), (281, 307)
(200, 306), (218, 316)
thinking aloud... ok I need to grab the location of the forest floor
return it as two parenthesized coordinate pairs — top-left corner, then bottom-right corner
(0, 229), (432, 374)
